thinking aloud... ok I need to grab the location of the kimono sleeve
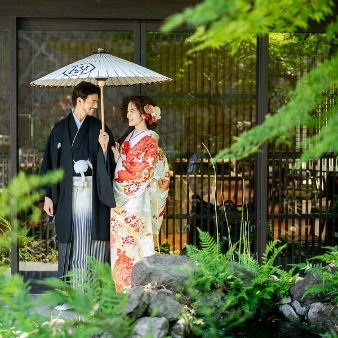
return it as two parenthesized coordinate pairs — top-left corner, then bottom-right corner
(39, 132), (57, 200)
(95, 126), (116, 208)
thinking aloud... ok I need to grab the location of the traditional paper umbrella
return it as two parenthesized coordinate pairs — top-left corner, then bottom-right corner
(30, 48), (171, 131)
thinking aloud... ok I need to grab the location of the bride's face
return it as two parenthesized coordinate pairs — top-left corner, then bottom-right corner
(127, 102), (145, 128)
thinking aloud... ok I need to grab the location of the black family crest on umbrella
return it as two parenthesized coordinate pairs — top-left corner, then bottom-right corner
(31, 48), (172, 130)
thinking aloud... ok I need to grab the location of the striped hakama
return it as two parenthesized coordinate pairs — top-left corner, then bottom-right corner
(58, 176), (109, 286)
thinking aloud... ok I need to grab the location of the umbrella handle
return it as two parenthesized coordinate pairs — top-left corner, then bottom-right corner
(97, 79), (106, 132)
(97, 79), (107, 153)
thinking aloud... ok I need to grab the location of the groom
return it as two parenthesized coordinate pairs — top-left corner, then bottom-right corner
(40, 81), (116, 309)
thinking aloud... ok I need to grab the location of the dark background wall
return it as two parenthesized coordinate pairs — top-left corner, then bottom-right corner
(0, 0), (336, 31)
(0, 0), (199, 26)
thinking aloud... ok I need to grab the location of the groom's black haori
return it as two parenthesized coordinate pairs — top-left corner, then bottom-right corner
(40, 82), (116, 282)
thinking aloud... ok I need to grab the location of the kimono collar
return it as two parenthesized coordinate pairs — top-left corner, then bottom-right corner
(72, 109), (86, 130)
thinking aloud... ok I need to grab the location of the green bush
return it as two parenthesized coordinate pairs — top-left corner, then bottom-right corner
(0, 170), (62, 266)
(294, 245), (338, 304)
(0, 258), (135, 337)
(0, 218), (58, 266)
(181, 230), (298, 337)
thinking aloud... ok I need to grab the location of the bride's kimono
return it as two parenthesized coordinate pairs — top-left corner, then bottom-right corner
(110, 129), (169, 291)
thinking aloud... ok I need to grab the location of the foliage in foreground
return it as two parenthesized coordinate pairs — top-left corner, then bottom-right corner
(161, 0), (334, 51)
(40, 257), (134, 337)
(294, 245), (338, 304)
(0, 217), (58, 266)
(180, 230), (297, 337)
(0, 170), (62, 266)
(322, 330), (338, 338)
(0, 267), (38, 336)
(0, 170), (63, 223)
(161, 0), (338, 164)
(0, 258), (134, 338)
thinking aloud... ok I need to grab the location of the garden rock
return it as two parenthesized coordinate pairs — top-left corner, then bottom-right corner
(169, 317), (190, 338)
(325, 263), (337, 274)
(307, 302), (325, 322)
(307, 303), (338, 333)
(131, 254), (197, 290)
(147, 290), (183, 322)
(132, 316), (169, 338)
(291, 300), (308, 316)
(278, 296), (292, 305)
(290, 273), (331, 304)
(127, 254), (337, 336)
(125, 286), (150, 318)
(279, 304), (299, 322)
(279, 273), (338, 334)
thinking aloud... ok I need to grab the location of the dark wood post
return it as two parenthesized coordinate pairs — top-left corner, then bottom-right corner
(255, 35), (269, 263)
(10, 16), (19, 275)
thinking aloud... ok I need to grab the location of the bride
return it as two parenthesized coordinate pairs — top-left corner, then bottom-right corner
(110, 95), (170, 292)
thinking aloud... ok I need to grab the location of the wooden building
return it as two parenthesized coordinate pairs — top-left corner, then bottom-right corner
(1, 1), (337, 275)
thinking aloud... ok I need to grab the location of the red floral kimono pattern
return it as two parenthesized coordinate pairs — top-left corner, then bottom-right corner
(110, 131), (169, 292)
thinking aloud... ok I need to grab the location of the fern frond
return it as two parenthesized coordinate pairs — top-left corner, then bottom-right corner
(309, 246), (338, 265)
(262, 240), (287, 268)
(197, 228), (222, 257)
(291, 260), (324, 276)
(230, 256), (261, 277)
(185, 243), (201, 258)
(303, 283), (335, 299)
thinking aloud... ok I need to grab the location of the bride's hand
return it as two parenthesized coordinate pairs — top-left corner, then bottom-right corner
(158, 172), (170, 191)
(111, 142), (121, 163)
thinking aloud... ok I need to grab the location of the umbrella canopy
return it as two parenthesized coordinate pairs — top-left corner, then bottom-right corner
(30, 48), (171, 87)
(30, 48), (171, 131)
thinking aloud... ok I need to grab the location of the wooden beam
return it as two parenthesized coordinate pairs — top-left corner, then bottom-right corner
(18, 18), (135, 31)
(0, 17), (9, 29)
(0, 0), (199, 20)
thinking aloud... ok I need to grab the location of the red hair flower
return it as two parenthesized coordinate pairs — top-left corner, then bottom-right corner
(144, 104), (161, 125)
